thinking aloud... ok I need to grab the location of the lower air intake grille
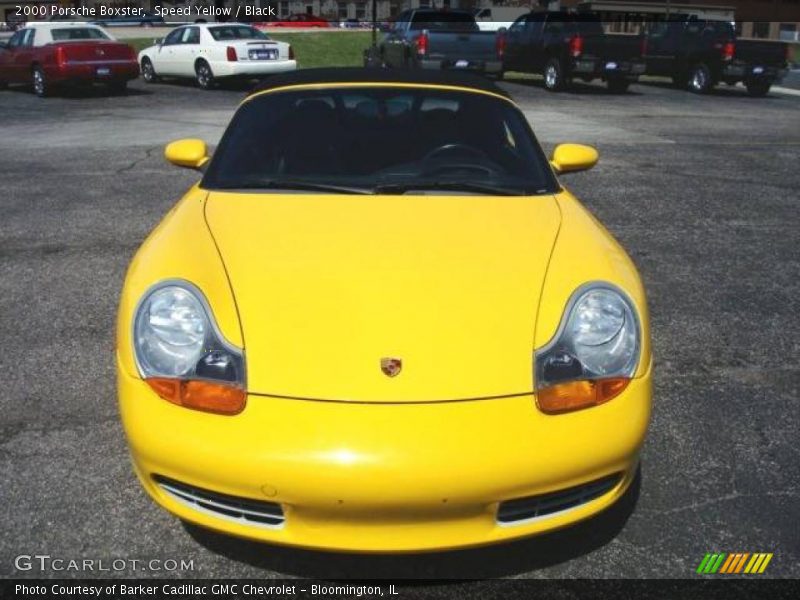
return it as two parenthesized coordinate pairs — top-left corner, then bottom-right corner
(497, 473), (622, 524)
(153, 475), (284, 528)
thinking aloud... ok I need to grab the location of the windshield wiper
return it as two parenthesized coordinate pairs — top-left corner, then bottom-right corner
(373, 181), (533, 196)
(221, 179), (373, 195)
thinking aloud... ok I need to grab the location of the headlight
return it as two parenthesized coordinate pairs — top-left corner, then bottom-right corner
(535, 283), (640, 414)
(133, 281), (245, 415)
(135, 286), (206, 377)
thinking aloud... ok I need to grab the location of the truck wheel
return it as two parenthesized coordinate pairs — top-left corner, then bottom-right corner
(543, 58), (567, 92)
(688, 63), (712, 94)
(745, 80), (771, 97)
(32, 66), (48, 98)
(607, 79), (630, 93)
(141, 58), (158, 83)
(195, 60), (215, 90)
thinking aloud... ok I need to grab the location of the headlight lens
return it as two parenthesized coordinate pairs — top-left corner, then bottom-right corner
(570, 289), (637, 376)
(571, 289), (625, 346)
(133, 281), (245, 415)
(535, 284), (640, 413)
(135, 286), (206, 377)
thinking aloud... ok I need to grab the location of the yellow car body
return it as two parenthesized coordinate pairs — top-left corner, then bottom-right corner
(117, 74), (651, 553)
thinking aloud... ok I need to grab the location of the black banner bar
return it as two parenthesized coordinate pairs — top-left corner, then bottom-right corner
(3, 579), (800, 600)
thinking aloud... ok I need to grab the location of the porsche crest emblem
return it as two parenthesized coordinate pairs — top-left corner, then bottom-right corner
(380, 357), (402, 377)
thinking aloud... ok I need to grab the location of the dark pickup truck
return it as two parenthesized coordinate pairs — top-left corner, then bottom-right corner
(502, 11), (645, 92)
(376, 9), (503, 77)
(643, 18), (789, 96)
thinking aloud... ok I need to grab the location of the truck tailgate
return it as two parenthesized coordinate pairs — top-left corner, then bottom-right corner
(583, 33), (643, 62)
(427, 30), (498, 62)
(735, 39), (788, 67)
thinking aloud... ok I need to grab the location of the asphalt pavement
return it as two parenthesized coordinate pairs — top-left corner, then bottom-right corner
(0, 75), (798, 581)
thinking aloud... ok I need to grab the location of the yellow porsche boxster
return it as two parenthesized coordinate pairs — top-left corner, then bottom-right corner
(117, 69), (651, 553)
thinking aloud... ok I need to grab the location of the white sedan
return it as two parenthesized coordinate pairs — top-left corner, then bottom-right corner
(138, 23), (296, 89)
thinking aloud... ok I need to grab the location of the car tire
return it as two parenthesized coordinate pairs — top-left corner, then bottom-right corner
(141, 58), (158, 83)
(195, 60), (215, 90)
(688, 63), (712, 94)
(607, 78), (630, 93)
(543, 58), (568, 92)
(745, 80), (771, 97)
(31, 65), (48, 98)
(141, 57), (158, 83)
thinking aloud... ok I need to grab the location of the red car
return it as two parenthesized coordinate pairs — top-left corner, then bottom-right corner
(262, 14), (330, 28)
(0, 23), (138, 97)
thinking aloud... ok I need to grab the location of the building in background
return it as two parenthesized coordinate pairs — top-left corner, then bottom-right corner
(278, 1), (470, 21)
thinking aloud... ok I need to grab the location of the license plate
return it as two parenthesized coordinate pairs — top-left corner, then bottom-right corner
(249, 49), (277, 60)
(605, 61), (618, 70)
(96, 67), (111, 76)
(753, 66), (764, 74)
(454, 60), (469, 68)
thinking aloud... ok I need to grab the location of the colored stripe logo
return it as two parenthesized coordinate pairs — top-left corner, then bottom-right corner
(696, 552), (773, 574)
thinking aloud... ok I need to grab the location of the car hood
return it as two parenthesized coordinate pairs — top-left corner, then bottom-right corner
(205, 192), (561, 402)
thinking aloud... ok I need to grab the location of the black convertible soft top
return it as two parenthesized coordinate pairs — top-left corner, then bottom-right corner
(248, 67), (511, 98)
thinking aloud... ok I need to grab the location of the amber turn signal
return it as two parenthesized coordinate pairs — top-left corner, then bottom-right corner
(146, 378), (246, 415)
(537, 378), (630, 414)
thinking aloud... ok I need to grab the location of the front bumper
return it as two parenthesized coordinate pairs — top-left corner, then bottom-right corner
(209, 59), (298, 78)
(119, 360), (651, 552)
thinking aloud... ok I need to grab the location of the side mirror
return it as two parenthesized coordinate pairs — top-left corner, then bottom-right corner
(154, 37), (163, 46)
(165, 139), (209, 170)
(550, 143), (599, 174)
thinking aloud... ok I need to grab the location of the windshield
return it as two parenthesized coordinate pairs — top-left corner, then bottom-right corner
(51, 27), (111, 41)
(202, 87), (557, 195)
(208, 25), (268, 41)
